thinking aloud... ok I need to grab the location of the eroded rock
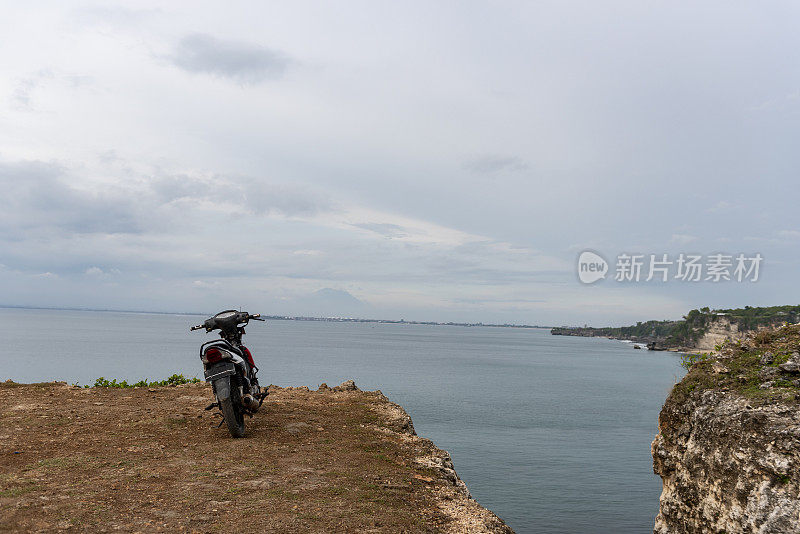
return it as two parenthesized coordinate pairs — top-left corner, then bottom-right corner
(652, 389), (800, 533)
(711, 362), (730, 374)
(332, 380), (359, 392)
(759, 367), (779, 380)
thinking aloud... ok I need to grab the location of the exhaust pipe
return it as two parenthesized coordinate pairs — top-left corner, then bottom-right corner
(242, 394), (259, 412)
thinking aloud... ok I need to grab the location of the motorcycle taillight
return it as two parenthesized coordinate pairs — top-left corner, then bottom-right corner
(204, 347), (223, 364)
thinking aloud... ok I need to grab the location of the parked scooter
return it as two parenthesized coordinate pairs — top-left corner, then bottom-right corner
(190, 310), (268, 438)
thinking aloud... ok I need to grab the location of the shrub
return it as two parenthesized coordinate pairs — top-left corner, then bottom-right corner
(87, 374), (201, 388)
(680, 353), (710, 371)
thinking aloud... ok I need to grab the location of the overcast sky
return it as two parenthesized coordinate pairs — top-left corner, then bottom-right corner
(1, 2), (799, 325)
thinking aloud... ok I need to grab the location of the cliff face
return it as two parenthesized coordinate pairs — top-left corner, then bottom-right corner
(652, 326), (800, 533)
(652, 390), (800, 532)
(692, 316), (743, 351)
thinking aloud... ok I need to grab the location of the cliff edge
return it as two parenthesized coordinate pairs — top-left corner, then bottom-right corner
(0, 379), (512, 533)
(652, 325), (800, 533)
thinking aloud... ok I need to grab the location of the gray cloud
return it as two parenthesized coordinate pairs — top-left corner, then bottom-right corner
(0, 158), (338, 276)
(241, 181), (331, 216)
(132, 172), (331, 217)
(12, 69), (54, 109)
(169, 33), (290, 84)
(148, 173), (207, 203)
(73, 6), (160, 27)
(5, 2), (800, 324)
(0, 161), (141, 235)
(463, 156), (528, 174)
(352, 223), (408, 238)
(0, 156), (569, 299)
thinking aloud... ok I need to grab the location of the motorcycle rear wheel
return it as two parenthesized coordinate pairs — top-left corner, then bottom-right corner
(220, 396), (245, 438)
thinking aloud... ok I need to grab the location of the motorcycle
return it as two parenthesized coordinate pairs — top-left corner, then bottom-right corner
(190, 310), (268, 438)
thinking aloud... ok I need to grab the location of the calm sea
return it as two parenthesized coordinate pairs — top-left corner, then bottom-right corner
(0, 308), (684, 533)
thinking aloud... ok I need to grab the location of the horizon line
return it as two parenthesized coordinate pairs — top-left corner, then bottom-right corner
(0, 304), (553, 329)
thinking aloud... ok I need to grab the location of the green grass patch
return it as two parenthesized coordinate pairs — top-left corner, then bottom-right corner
(79, 374), (201, 388)
(36, 457), (82, 470)
(265, 489), (300, 500)
(0, 483), (37, 498)
(681, 352), (711, 371)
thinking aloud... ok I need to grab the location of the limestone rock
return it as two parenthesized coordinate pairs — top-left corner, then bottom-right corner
(780, 361), (800, 373)
(652, 389), (800, 533)
(711, 362), (730, 374)
(332, 380), (359, 392)
(779, 356), (800, 373)
(759, 367), (779, 380)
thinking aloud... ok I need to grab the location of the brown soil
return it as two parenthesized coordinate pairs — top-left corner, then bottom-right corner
(0, 380), (512, 533)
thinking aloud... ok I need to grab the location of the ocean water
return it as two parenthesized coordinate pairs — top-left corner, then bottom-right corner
(0, 308), (684, 533)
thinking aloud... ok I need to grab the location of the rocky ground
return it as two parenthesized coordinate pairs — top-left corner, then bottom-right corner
(0, 380), (512, 533)
(652, 325), (800, 533)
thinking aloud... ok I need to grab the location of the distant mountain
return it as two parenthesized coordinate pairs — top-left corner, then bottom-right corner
(312, 288), (365, 306)
(296, 288), (368, 318)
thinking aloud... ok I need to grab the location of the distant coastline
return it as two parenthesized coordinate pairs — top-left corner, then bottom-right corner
(551, 305), (800, 352)
(0, 304), (550, 330)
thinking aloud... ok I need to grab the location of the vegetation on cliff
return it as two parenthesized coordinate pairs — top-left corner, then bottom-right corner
(551, 319), (679, 341)
(715, 304), (800, 329)
(674, 323), (800, 405)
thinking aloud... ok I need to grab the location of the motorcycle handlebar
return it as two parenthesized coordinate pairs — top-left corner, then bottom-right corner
(190, 313), (264, 332)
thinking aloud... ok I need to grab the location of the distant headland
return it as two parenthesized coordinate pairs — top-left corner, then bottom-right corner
(552, 305), (800, 351)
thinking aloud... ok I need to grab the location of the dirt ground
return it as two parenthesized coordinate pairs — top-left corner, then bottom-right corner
(0, 380), (512, 533)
